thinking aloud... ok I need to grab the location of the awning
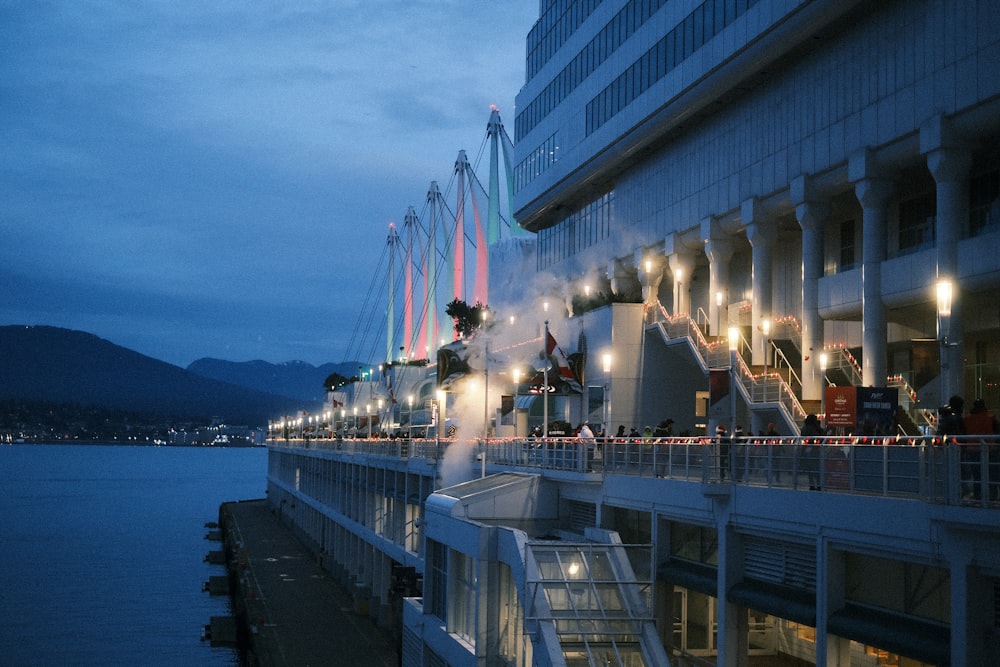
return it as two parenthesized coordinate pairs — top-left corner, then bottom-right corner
(515, 395), (537, 410)
(827, 604), (949, 666)
(727, 579), (817, 626)
(658, 560), (717, 596)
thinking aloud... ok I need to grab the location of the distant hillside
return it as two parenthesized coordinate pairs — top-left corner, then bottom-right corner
(186, 358), (362, 403)
(0, 325), (311, 425)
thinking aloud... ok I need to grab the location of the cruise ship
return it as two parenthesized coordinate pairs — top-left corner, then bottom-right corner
(267, 1), (1000, 665)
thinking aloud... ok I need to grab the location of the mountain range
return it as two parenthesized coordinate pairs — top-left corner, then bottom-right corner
(186, 357), (360, 403)
(0, 325), (354, 425)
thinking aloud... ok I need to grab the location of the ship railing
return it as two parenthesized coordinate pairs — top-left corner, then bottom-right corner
(271, 435), (1000, 507)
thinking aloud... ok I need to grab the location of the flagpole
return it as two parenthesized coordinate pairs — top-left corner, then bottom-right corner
(543, 321), (549, 439)
(482, 340), (489, 479)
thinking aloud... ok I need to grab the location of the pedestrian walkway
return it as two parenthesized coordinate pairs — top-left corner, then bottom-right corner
(220, 499), (398, 667)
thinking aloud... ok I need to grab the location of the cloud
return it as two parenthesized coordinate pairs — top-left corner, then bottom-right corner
(0, 0), (537, 366)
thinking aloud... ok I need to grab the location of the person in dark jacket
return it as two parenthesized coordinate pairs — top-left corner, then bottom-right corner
(938, 395), (966, 437)
(800, 414), (824, 490)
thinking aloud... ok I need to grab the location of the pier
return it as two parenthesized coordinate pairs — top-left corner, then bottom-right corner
(218, 499), (398, 667)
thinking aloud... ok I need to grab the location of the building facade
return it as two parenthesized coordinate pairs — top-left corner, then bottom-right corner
(266, 2), (1000, 666)
(512, 0), (1000, 421)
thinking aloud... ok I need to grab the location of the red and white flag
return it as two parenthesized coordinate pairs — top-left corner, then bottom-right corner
(545, 329), (582, 392)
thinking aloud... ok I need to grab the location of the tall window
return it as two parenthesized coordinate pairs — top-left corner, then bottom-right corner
(839, 219), (856, 271)
(427, 539), (447, 621)
(537, 190), (614, 269)
(448, 550), (477, 643)
(898, 192), (936, 254)
(845, 552), (950, 624)
(970, 169), (1000, 236)
(497, 563), (526, 665)
(670, 522), (719, 565)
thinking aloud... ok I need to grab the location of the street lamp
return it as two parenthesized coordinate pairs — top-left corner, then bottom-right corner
(512, 368), (521, 437)
(483, 340), (490, 456)
(728, 326), (740, 433)
(366, 403), (371, 439)
(602, 352), (612, 438)
(537, 322), (552, 438)
(715, 290), (723, 336)
(761, 317), (770, 401)
(674, 268), (683, 314)
(937, 278), (954, 401)
(407, 394), (414, 439)
(819, 352), (828, 427)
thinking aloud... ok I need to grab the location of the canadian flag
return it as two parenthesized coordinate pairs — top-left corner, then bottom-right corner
(546, 329), (582, 392)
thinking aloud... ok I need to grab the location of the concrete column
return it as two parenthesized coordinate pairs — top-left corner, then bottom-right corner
(817, 541), (850, 667)
(668, 252), (696, 316)
(716, 523), (748, 667)
(850, 150), (893, 387)
(607, 257), (637, 301)
(922, 116), (972, 402)
(792, 175), (831, 402)
(635, 250), (666, 315)
(743, 198), (777, 366)
(705, 236), (735, 338)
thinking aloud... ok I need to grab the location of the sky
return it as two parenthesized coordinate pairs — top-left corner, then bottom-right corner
(1, 0), (538, 368)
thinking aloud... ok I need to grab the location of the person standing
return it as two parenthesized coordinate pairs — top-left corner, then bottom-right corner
(716, 424), (730, 481)
(577, 422), (596, 472)
(964, 398), (997, 501)
(800, 414), (824, 490)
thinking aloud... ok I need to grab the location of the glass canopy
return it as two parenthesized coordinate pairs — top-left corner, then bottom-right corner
(526, 542), (655, 667)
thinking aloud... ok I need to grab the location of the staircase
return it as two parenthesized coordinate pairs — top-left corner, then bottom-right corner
(648, 305), (932, 436)
(650, 305), (807, 431)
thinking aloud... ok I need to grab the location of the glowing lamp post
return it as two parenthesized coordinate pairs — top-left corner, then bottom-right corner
(819, 352), (828, 426)
(761, 317), (770, 401)
(537, 322), (552, 438)
(407, 395), (414, 440)
(715, 291), (723, 336)
(937, 279), (954, 402)
(602, 352), (612, 438)
(728, 326), (740, 433)
(674, 268), (683, 314)
(512, 368), (521, 438)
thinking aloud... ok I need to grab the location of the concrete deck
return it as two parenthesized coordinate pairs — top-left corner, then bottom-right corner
(219, 499), (399, 667)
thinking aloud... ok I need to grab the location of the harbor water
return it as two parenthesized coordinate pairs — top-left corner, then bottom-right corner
(0, 444), (267, 666)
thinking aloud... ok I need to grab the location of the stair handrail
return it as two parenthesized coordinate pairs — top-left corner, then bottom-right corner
(695, 306), (711, 334)
(824, 344), (864, 386)
(652, 303), (805, 423)
(770, 343), (803, 393)
(887, 374), (935, 431)
(732, 347), (807, 422)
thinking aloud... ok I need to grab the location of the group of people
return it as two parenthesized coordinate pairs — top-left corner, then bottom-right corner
(937, 394), (1000, 436)
(937, 394), (999, 501)
(601, 419), (677, 441)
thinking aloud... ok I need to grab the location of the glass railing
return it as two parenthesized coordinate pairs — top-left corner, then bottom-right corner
(272, 434), (1000, 508)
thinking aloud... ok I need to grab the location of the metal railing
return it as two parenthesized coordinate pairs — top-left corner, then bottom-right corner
(888, 374), (936, 432)
(271, 435), (1000, 508)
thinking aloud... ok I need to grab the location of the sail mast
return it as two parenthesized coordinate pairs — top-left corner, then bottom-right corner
(386, 223), (398, 363)
(403, 207), (417, 360)
(425, 182), (440, 359)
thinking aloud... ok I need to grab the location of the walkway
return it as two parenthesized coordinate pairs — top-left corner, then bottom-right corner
(220, 499), (399, 667)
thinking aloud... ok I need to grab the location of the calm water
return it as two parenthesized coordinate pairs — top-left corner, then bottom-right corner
(0, 444), (268, 667)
